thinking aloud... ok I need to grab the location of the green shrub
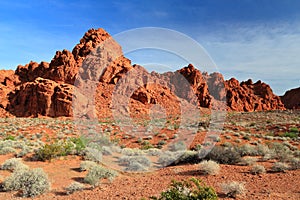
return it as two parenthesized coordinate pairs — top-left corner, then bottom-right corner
(84, 165), (117, 187)
(4, 135), (15, 141)
(199, 160), (220, 175)
(35, 140), (74, 161)
(69, 137), (87, 154)
(3, 168), (50, 197)
(150, 178), (218, 200)
(65, 182), (84, 194)
(283, 132), (298, 138)
(221, 181), (245, 198)
(289, 127), (299, 133)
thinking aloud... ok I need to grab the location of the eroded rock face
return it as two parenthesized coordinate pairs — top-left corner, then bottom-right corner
(8, 78), (73, 117)
(226, 78), (285, 111)
(281, 87), (300, 109)
(0, 28), (291, 118)
(0, 70), (18, 116)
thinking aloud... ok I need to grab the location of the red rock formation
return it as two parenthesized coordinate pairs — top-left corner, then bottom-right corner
(8, 78), (73, 117)
(0, 28), (289, 118)
(281, 87), (300, 109)
(0, 70), (18, 114)
(225, 78), (285, 111)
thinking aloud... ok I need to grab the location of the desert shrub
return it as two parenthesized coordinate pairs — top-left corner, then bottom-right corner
(221, 181), (245, 198)
(239, 157), (257, 166)
(289, 127), (299, 133)
(158, 140), (166, 146)
(83, 147), (103, 162)
(80, 161), (98, 171)
(158, 152), (177, 166)
(268, 142), (291, 162)
(256, 144), (270, 156)
(35, 140), (74, 161)
(4, 134), (15, 141)
(1, 158), (28, 171)
(205, 146), (241, 165)
(225, 135), (232, 140)
(119, 155), (151, 171)
(174, 151), (199, 165)
(272, 162), (289, 172)
(235, 144), (257, 156)
(3, 168), (50, 197)
(69, 137), (87, 154)
(289, 158), (300, 170)
(283, 132), (298, 138)
(0, 146), (17, 155)
(199, 160), (220, 175)
(169, 141), (186, 152)
(101, 146), (112, 155)
(16, 146), (32, 158)
(65, 182), (84, 194)
(84, 165), (117, 187)
(146, 148), (162, 156)
(250, 164), (266, 174)
(125, 162), (147, 171)
(150, 178), (218, 200)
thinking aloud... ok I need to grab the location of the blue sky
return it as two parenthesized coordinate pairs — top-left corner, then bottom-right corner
(0, 0), (300, 95)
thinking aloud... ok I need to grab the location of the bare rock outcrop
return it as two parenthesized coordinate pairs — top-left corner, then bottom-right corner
(8, 78), (73, 117)
(281, 87), (300, 109)
(226, 78), (285, 111)
(0, 28), (291, 118)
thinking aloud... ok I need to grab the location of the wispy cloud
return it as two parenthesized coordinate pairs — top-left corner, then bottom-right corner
(198, 22), (300, 95)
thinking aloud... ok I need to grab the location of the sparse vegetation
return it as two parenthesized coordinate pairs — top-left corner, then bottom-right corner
(65, 182), (85, 194)
(206, 146), (241, 164)
(150, 178), (218, 200)
(221, 181), (245, 198)
(3, 167), (50, 197)
(199, 160), (220, 175)
(250, 164), (266, 174)
(84, 165), (117, 187)
(272, 162), (289, 172)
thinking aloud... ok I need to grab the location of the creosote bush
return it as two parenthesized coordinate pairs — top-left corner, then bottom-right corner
(3, 167), (50, 197)
(199, 160), (220, 175)
(150, 178), (218, 200)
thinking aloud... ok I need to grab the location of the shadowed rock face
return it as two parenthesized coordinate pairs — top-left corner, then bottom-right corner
(0, 28), (289, 118)
(281, 87), (300, 109)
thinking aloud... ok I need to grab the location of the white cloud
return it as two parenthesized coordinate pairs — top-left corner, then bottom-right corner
(198, 22), (300, 95)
